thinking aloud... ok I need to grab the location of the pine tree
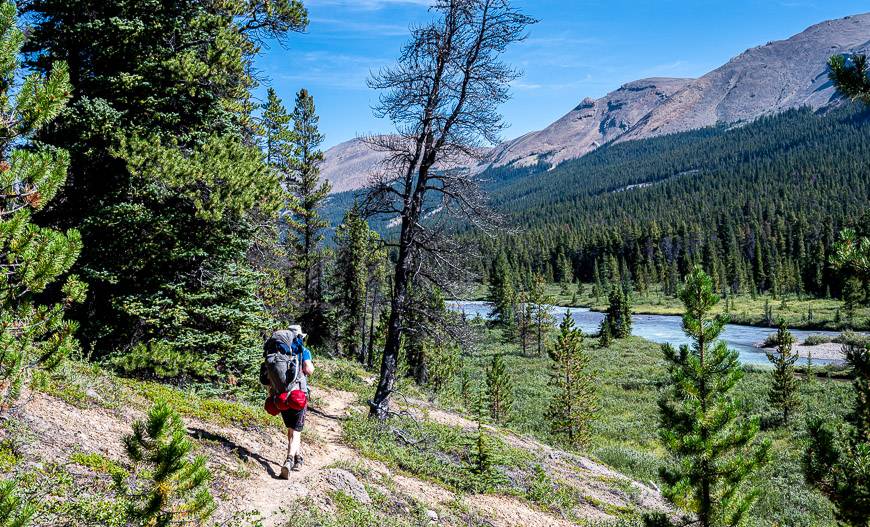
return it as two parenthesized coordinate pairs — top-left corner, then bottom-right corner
(284, 88), (331, 342)
(488, 252), (516, 328)
(528, 274), (555, 356)
(257, 88), (302, 323)
(514, 289), (533, 355)
(658, 267), (770, 527)
(21, 0), (307, 375)
(592, 258), (604, 301)
(333, 203), (384, 361)
(120, 401), (214, 527)
(602, 287), (632, 339)
(765, 322), (799, 426)
(0, 0), (85, 405)
(485, 353), (513, 425)
(804, 342), (870, 527)
(546, 313), (596, 448)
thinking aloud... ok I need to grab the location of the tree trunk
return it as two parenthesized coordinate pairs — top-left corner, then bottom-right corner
(367, 287), (378, 369)
(358, 280), (369, 364)
(369, 233), (411, 419)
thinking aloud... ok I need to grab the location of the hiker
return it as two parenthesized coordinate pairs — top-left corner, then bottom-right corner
(261, 325), (314, 478)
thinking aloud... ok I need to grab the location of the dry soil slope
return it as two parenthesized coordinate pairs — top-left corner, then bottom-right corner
(11, 380), (673, 527)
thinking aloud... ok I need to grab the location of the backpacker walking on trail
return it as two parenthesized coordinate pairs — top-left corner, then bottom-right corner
(260, 325), (314, 478)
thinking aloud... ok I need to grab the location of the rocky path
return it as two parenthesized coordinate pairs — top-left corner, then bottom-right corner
(226, 390), (358, 526)
(13, 383), (673, 527)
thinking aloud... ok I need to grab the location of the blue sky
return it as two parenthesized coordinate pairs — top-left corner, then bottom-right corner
(256, 0), (870, 149)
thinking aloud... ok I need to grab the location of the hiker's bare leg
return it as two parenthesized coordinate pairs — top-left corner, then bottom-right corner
(287, 428), (302, 458)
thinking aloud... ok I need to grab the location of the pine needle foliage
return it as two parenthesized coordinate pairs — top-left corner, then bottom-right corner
(602, 287), (632, 339)
(257, 87), (302, 324)
(120, 400), (214, 527)
(657, 266), (770, 527)
(804, 342), (870, 527)
(286, 88), (331, 342)
(0, 478), (34, 527)
(20, 0), (307, 376)
(765, 322), (799, 426)
(0, 0), (84, 406)
(485, 353), (513, 425)
(829, 53), (870, 106)
(546, 312), (596, 448)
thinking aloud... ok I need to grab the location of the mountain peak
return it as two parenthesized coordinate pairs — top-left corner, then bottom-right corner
(321, 13), (870, 192)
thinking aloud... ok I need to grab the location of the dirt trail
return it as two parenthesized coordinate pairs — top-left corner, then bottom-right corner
(226, 390), (359, 526)
(13, 388), (363, 527)
(13, 385), (672, 527)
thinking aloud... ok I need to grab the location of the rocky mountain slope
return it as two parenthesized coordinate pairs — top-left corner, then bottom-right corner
(618, 13), (870, 142)
(320, 12), (870, 193)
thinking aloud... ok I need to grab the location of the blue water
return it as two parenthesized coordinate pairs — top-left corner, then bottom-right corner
(448, 301), (844, 366)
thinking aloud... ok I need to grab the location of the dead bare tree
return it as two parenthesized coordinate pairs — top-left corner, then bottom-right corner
(363, 0), (534, 419)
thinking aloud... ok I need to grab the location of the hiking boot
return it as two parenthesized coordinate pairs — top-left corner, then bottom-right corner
(292, 454), (303, 472)
(279, 455), (292, 479)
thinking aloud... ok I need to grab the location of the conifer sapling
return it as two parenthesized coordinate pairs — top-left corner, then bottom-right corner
(657, 266), (770, 527)
(485, 353), (513, 424)
(765, 322), (799, 426)
(546, 312), (596, 448)
(120, 401), (215, 527)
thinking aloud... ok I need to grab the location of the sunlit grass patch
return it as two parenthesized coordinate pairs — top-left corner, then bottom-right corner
(69, 451), (128, 479)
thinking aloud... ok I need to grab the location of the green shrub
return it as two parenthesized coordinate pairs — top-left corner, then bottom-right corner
(109, 340), (215, 380)
(760, 332), (780, 348)
(523, 465), (584, 519)
(593, 445), (661, 483)
(833, 330), (870, 348)
(0, 440), (19, 472)
(803, 334), (833, 346)
(70, 452), (128, 479)
(342, 412), (525, 493)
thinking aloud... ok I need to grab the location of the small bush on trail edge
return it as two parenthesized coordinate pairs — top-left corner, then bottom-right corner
(341, 411), (525, 493)
(118, 400), (215, 527)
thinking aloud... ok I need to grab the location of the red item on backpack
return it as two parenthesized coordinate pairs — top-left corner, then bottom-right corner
(264, 395), (280, 416)
(274, 391), (292, 411)
(288, 389), (307, 411)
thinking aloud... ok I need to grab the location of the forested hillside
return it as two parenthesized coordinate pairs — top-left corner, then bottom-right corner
(471, 106), (870, 301)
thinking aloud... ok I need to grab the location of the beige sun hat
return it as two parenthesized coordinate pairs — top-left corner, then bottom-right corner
(288, 324), (308, 340)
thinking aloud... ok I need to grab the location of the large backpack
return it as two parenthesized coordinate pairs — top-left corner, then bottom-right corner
(260, 330), (308, 414)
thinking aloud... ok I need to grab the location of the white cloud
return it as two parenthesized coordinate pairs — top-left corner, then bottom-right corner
(307, 0), (432, 10)
(276, 51), (391, 89)
(311, 16), (410, 36)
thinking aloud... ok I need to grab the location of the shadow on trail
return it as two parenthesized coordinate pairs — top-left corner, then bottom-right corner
(188, 427), (282, 479)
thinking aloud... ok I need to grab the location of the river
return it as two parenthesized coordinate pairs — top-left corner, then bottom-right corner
(447, 301), (844, 366)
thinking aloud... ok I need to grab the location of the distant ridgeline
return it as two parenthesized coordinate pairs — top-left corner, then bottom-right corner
(325, 105), (870, 297)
